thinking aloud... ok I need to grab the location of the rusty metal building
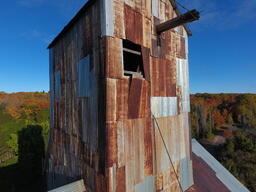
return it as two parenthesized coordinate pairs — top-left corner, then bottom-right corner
(46, 0), (195, 191)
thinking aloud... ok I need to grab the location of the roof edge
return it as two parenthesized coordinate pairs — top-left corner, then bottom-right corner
(48, 0), (192, 49)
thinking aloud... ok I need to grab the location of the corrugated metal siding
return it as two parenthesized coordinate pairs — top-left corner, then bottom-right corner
(100, 0), (114, 36)
(47, 0), (194, 191)
(192, 139), (250, 192)
(151, 97), (178, 117)
(176, 58), (190, 112)
(77, 56), (91, 97)
(48, 179), (86, 192)
(54, 71), (61, 99)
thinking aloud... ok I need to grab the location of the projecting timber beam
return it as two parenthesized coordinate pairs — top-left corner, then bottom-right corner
(156, 9), (200, 34)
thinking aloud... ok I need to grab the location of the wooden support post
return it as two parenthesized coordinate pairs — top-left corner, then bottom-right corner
(156, 9), (200, 35)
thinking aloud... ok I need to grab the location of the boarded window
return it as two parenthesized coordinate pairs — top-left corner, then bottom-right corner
(54, 71), (61, 99)
(77, 56), (91, 97)
(123, 40), (144, 78)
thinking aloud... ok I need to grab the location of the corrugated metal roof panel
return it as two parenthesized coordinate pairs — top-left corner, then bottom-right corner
(48, 179), (86, 192)
(192, 139), (250, 192)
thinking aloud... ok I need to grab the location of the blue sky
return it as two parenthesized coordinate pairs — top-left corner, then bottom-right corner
(0, 0), (255, 93)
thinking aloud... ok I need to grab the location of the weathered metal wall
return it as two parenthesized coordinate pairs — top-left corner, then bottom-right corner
(46, 1), (106, 191)
(102, 0), (193, 191)
(47, 0), (193, 191)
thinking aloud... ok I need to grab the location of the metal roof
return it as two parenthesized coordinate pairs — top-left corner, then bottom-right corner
(48, 179), (86, 192)
(48, 0), (192, 49)
(192, 139), (250, 192)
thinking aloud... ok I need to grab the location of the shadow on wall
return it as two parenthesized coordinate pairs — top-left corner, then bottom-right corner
(0, 125), (46, 192)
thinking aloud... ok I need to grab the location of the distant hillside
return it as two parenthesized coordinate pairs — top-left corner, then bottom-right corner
(0, 92), (49, 167)
(190, 93), (256, 191)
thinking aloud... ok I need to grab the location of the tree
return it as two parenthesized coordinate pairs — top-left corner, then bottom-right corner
(227, 114), (233, 125)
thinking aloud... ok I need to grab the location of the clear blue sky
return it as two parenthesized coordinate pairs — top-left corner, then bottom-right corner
(0, 0), (255, 93)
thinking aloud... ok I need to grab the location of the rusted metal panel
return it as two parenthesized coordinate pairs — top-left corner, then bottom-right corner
(128, 78), (143, 119)
(134, 0), (142, 13)
(156, 173), (163, 191)
(124, 4), (143, 44)
(159, 1), (166, 21)
(166, 58), (177, 97)
(182, 112), (191, 157)
(151, 57), (176, 97)
(106, 121), (118, 168)
(192, 139), (250, 192)
(116, 166), (126, 192)
(144, 118), (153, 176)
(117, 121), (126, 167)
(142, 17), (151, 48)
(142, 47), (151, 81)
(151, 57), (160, 95)
(106, 78), (117, 121)
(179, 36), (186, 59)
(151, 97), (178, 118)
(124, 120), (135, 192)
(135, 176), (155, 192)
(124, 4), (135, 42)
(113, 0), (125, 39)
(106, 164), (117, 192)
(124, 0), (135, 8)
(105, 37), (123, 79)
(133, 118), (145, 184)
(142, 0), (151, 19)
(95, 174), (107, 192)
(176, 58), (190, 112)
(116, 78), (129, 120)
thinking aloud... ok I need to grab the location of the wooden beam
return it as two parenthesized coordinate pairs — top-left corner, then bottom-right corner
(156, 9), (200, 34)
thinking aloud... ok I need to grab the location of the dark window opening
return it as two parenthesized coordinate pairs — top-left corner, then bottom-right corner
(123, 40), (144, 78)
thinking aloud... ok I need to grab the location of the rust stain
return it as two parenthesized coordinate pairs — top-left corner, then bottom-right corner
(116, 166), (126, 192)
(106, 121), (117, 167)
(105, 37), (123, 79)
(117, 78), (129, 120)
(144, 118), (153, 176)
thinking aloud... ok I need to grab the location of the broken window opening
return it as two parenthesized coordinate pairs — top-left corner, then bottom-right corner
(123, 40), (144, 78)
